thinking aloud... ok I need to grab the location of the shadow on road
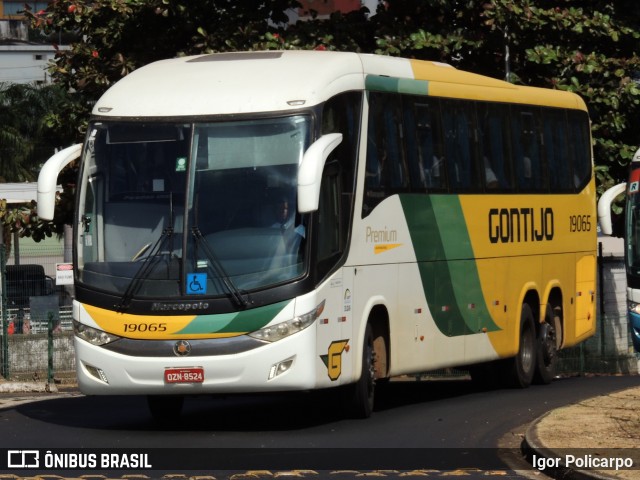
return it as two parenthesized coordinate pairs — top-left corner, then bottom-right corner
(15, 378), (483, 432)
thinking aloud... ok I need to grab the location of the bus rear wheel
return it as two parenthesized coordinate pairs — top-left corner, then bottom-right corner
(502, 303), (536, 388)
(534, 304), (559, 384)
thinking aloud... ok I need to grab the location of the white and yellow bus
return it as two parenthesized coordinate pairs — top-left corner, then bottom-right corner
(38, 51), (596, 421)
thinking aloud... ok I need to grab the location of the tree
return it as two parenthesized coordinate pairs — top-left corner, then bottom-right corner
(25, 0), (302, 140)
(478, 1), (640, 201)
(0, 83), (41, 181)
(23, 0), (640, 234)
(0, 82), (75, 181)
(0, 83), (77, 250)
(367, 1), (640, 195)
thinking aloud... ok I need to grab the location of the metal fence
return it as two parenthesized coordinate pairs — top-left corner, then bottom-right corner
(0, 239), (638, 385)
(0, 239), (76, 384)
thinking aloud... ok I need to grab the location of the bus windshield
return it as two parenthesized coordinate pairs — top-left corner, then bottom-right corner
(77, 116), (311, 302)
(626, 182), (640, 280)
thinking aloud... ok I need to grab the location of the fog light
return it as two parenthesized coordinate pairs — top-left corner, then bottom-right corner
(268, 356), (295, 380)
(85, 364), (109, 384)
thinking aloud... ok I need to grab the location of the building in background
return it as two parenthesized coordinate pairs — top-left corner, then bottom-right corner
(298, 0), (362, 18)
(1, 0), (49, 18)
(0, 43), (59, 85)
(0, 0), (59, 85)
(294, 0), (379, 21)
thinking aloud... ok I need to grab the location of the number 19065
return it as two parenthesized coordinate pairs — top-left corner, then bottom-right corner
(569, 214), (591, 232)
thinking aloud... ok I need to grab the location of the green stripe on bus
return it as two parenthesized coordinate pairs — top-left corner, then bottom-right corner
(400, 194), (499, 337)
(365, 75), (429, 96)
(176, 300), (289, 335)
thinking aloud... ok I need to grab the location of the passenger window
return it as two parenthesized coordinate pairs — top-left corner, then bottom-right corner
(364, 93), (408, 216)
(568, 111), (592, 190)
(477, 103), (514, 191)
(544, 110), (572, 192)
(512, 108), (544, 192)
(441, 100), (481, 192)
(405, 98), (446, 191)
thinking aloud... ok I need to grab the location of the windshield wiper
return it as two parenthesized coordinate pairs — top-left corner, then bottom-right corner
(191, 226), (249, 308)
(117, 226), (175, 312)
(117, 193), (178, 312)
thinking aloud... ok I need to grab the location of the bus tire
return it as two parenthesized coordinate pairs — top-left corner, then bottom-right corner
(350, 323), (376, 419)
(502, 303), (536, 388)
(147, 395), (184, 424)
(534, 304), (559, 385)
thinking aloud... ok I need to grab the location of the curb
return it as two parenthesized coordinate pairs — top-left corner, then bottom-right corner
(0, 383), (81, 411)
(522, 410), (618, 480)
(0, 381), (58, 393)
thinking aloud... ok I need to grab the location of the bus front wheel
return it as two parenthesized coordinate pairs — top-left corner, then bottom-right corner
(502, 303), (536, 388)
(350, 323), (376, 419)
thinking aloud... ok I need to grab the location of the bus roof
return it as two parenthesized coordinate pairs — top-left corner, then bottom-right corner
(92, 50), (587, 118)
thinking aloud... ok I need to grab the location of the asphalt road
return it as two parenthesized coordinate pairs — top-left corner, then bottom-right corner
(0, 374), (637, 478)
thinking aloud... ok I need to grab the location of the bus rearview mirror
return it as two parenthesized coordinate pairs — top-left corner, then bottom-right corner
(37, 144), (82, 220)
(597, 182), (626, 235)
(297, 133), (343, 213)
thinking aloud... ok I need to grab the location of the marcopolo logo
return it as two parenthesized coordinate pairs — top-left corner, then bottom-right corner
(151, 301), (210, 312)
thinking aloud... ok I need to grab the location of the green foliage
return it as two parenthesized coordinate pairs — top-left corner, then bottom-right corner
(479, 1), (640, 190)
(0, 82), (78, 180)
(24, 0), (303, 136)
(0, 82), (78, 248)
(18, 0), (640, 238)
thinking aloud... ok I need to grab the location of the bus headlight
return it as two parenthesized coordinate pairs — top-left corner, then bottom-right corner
(249, 300), (325, 343)
(74, 321), (120, 346)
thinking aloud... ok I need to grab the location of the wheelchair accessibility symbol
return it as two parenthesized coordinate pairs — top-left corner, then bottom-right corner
(186, 273), (207, 295)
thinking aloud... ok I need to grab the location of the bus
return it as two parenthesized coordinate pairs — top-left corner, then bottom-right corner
(598, 147), (640, 352)
(38, 51), (596, 421)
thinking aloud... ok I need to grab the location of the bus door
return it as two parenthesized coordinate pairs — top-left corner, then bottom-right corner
(314, 159), (355, 387)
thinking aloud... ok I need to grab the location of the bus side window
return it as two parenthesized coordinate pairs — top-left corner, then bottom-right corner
(318, 92), (361, 279)
(383, 99), (409, 190)
(364, 92), (407, 215)
(512, 108), (544, 192)
(406, 98), (446, 191)
(441, 100), (480, 192)
(403, 99), (422, 190)
(81, 174), (100, 264)
(322, 92), (361, 170)
(568, 111), (592, 190)
(544, 109), (572, 192)
(316, 163), (342, 280)
(364, 93), (384, 194)
(477, 103), (514, 191)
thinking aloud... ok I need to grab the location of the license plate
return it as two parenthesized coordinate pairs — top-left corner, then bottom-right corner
(164, 367), (204, 384)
